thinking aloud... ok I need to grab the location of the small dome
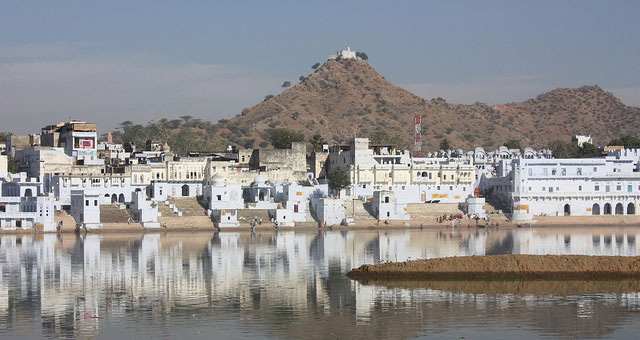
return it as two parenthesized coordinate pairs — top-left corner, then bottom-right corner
(252, 175), (266, 186)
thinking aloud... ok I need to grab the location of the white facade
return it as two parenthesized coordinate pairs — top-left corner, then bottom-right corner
(70, 189), (102, 229)
(329, 138), (475, 203)
(310, 198), (345, 225)
(212, 209), (239, 228)
(0, 155), (6, 174)
(130, 190), (160, 228)
(573, 135), (593, 147)
(509, 157), (640, 217)
(272, 208), (294, 227)
(0, 173), (55, 231)
(372, 191), (409, 221)
(203, 177), (243, 210)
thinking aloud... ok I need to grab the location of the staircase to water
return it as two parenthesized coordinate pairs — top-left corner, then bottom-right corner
(167, 197), (208, 216)
(100, 204), (131, 223)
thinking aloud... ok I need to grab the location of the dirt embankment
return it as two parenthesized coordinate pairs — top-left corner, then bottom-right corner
(347, 255), (640, 280)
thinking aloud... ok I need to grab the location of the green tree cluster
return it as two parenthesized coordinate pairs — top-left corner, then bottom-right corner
(608, 136), (640, 149)
(269, 128), (304, 149)
(110, 117), (225, 155)
(327, 167), (350, 196)
(546, 141), (600, 158)
(308, 134), (325, 152)
(503, 139), (522, 151)
(355, 51), (369, 60)
(439, 138), (451, 151)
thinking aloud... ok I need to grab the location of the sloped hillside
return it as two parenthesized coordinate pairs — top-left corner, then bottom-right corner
(492, 86), (640, 146)
(112, 58), (640, 152)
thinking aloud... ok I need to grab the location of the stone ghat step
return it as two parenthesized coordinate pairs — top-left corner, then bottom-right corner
(158, 201), (176, 217)
(237, 209), (271, 224)
(99, 204), (131, 223)
(167, 197), (208, 216)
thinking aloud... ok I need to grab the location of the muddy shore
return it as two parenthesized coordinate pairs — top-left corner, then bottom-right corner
(347, 255), (640, 280)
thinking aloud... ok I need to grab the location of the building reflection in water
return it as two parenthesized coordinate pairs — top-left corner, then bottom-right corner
(0, 228), (638, 339)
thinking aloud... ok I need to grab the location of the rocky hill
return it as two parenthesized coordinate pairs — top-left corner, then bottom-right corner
(112, 58), (640, 152)
(216, 58), (640, 150)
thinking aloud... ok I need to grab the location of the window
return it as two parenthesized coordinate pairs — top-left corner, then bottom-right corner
(528, 186), (532, 191)
(543, 168), (548, 176)
(578, 185), (582, 191)
(606, 186), (610, 192)
(549, 187), (553, 193)
(449, 186), (453, 190)
(552, 169), (557, 176)
(437, 186), (440, 190)
(595, 185), (600, 191)
(593, 167), (597, 172)
(528, 168), (532, 176)
(561, 168), (566, 176)
(85, 200), (89, 206)
(628, 185), (633, 192)
(94, 200), (98, 206)
(617, 185), (622, 191)
(577, 168), (582, 176)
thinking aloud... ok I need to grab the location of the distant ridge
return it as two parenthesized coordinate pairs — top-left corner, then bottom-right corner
(216, 59), (640, 150)
(113, 58), (640, 152)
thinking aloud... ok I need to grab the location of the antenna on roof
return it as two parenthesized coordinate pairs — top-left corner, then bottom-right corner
(414, 114), (422, 157)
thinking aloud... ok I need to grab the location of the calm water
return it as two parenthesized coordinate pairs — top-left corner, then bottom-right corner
(0, 227), (639, 339)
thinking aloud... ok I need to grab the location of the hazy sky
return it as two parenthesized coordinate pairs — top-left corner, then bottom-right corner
(1, 0), (639, 134)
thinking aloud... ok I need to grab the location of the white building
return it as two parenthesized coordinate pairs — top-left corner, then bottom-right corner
(327, 138), (475, 203)
(372, 191), (409, 221)
(329, 46), (357, 60)
(505, 153), (640, 218)
(572, 135), (593, 147)
(0, 173), (56, 231)
(70, 189), (102, 229)
(310, 198), (345, 225)
(203, 177), (243, 210)
(129, 190), (160, 228)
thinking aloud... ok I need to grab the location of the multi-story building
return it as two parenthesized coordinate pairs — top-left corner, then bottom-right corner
(327, 138), (475, 203)
(492, 149), (640, 219)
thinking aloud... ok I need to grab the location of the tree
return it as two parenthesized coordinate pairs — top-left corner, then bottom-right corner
(621, 136), (640, 148)
(281, 81), (291, 88)
(299, 75), (306, 81)
(180, 115), (193, 123)
(264, 94), (274, 101)
(120, 120), (133, 127)
(269, 128), (304, 149)
(503, 139), (522, 151)
(0, 131), (12, 142)
(309, 134), (325, 152)
(7, 156), (19, 173)
(577, 142), (600, 158)
(356, 51), (369, 60)
(439, 138), (451, 151)
(547, 140), (579, 158)
(311, 62), (320, 70)
(328, 167), (350, 196)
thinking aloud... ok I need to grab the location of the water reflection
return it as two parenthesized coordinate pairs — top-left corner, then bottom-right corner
(0, 228), (638, 339)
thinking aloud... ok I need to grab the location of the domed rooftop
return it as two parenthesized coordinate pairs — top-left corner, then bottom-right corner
(252, 175), (266, 186)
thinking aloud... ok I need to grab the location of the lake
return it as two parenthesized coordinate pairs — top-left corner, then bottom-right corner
(0, 227), (639, 339)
